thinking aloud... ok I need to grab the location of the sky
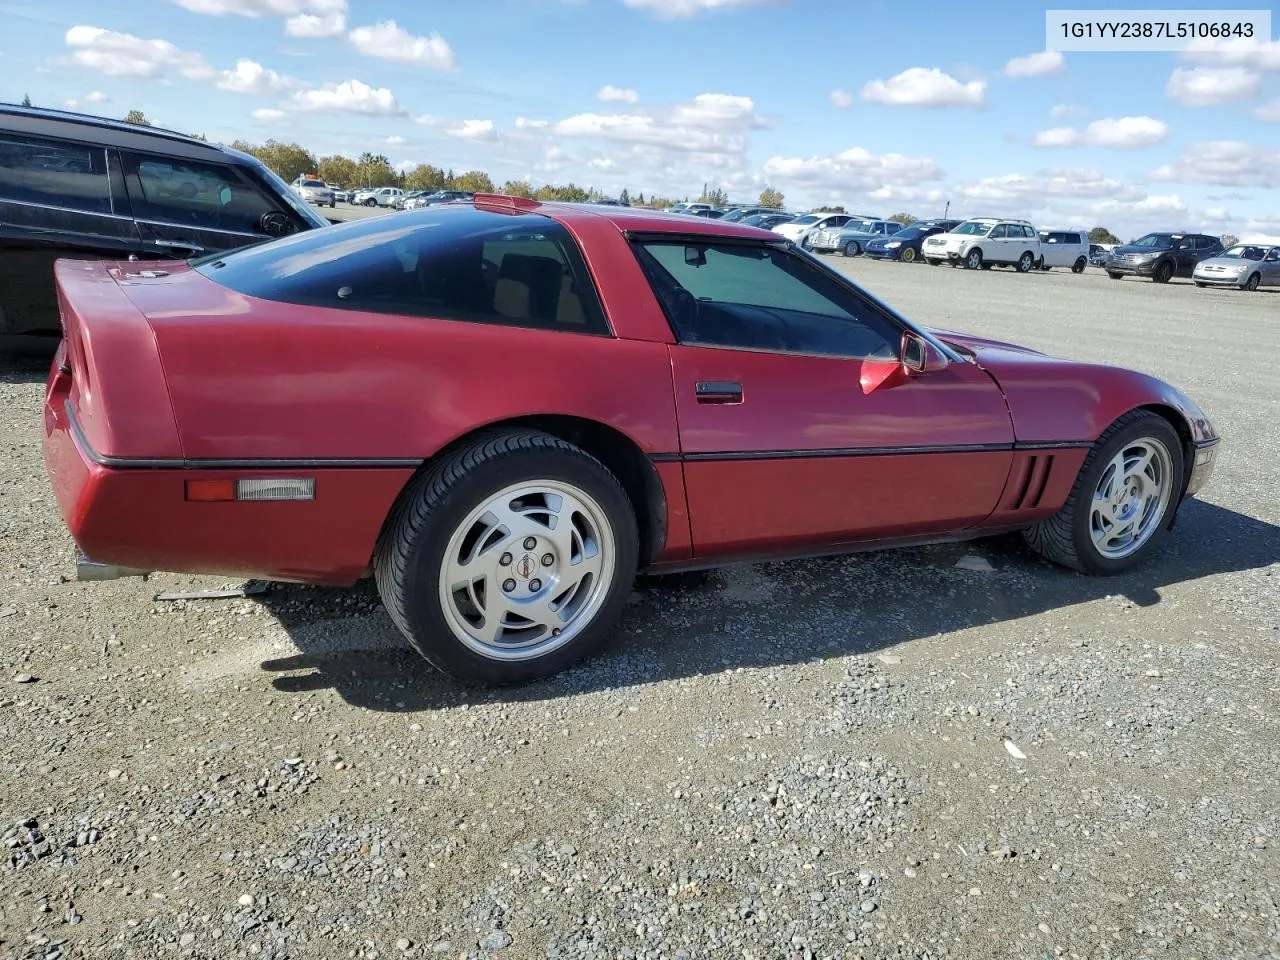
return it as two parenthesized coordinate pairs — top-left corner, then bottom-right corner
(2, 0), (1278, 242)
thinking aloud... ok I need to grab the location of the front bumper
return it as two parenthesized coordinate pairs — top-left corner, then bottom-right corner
(1186, 438), (1219, 498)
(1107, 259), (1158, 276)
(1193, 270), (1249, 286)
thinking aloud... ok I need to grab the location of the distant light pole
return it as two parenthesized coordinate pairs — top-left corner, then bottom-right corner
(944, 200), (950, 219)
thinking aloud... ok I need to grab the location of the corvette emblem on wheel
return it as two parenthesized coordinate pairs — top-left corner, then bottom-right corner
(515, 554), (538, 579)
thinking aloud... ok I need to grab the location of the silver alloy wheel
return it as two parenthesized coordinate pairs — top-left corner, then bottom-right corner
(438, 480), (616, 661)
(966, 249), (982, 269)
(1089, 438), (1174, 560)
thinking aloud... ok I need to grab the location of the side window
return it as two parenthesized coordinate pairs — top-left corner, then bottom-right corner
(197, 210), (611, 336)
(0, 133), (112, 214)
(1021, 225), (1036, 238)
(123, 152), (278, 234)
(632, 239), (900, 361)
(989, 224), (1008, 239)
(1066, 233), (1081, 244)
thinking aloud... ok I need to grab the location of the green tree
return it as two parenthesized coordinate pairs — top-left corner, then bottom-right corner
(618, 188), (630, 205)
(500, 179), (536, 199)
(758, 186), (784, 208)
(535, 182), (589, 202)
(888, 212), (918, 226)
(813, 204), (846, 213)
(404, 163), (447, 192)
(123, 110), (151, 126)
(317, 154), (359, 187)
(21, 94), (32, 107)
(356, 152), (397, 187)
(1089, 226), (1120, 245)
(698, 185), (728, 206)
(1221, 233), (1239, 248)
(635, 191), (646, 206)
(452, 170), (495, 193)
(230, 139), (316, 182)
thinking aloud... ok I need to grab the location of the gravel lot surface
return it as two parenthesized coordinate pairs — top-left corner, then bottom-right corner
(2, 257), (1277, 960)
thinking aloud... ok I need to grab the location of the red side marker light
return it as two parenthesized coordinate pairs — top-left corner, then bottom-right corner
(185, 478), (316, 502)
(185, 479), (236, 502)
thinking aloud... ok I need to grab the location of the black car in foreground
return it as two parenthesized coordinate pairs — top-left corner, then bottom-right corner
(864, 219), (961, 262)
(1106, 232), (1225, 283)
(0, 104), (329, 337)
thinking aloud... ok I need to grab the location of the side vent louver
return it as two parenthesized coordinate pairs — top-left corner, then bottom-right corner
(1012, 454), (1055, 510)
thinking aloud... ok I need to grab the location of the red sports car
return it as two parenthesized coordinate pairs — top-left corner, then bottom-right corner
(42, 195), (1220, 685)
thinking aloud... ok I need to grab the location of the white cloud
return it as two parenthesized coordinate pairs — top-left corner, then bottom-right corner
(1180, 35), (1280, 71)
(515, 117), (548, 130)
(1049, 103), (1082, 118)
(171, 0), (344, 18)
(829, 88), (854, 109)
(65, 25), (213, 80)
(1003, 51), (1064, 78)
(251, 107), (285, 121)
(63, 99), (78, 108)
(445, 119), (496, 141)
(589, 157), (617, 170)
(384, 135), (406, 145)
(1255, 98), (1280, 122)
(1032, 115), (1168, 148)
(669, 92), (765, 128)
(597, 85), (639, 103)
(348, 20), (456, 70)
(621, 0), (782, 18)
(286, 12), (345, 36)
(956, 169), (1140, 205)
(553, 92), (765, 156)
(1151, 141), (1280, 189)
(861, 67), (986, 108)
(1166, 66), (1261, 106)
(215, 58), (294, 94)
(286, 78), (404, 116)
(761, 146), (943, 193)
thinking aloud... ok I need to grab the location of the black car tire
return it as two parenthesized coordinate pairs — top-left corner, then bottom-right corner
(375, 428), (639, 685)
(926, 259), (940, 266)
(900, 246), (916, 263)
(1195, 282), (1206, 288)
(1243, 273), (1261, 292)
(965, 248), (983, 270)
(1072, 257), (1086, 274)
(1022, 410), (1185, 575)
(843, 241), (860, 257)
(1153, 261), (1174, 283)
(1016, 252), (1035, 273)
(1108, 272), (1123, 280)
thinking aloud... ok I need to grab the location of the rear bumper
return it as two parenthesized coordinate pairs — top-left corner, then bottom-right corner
(43, 384), (416, 587)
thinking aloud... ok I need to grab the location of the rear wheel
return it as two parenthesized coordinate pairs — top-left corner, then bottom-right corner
(1023, 411), (1184, 575)
(1108, 272), (1123, 280)
(1152, 261), (1174, 283)
(900, 246), (916, 263)
(1072, 257), (1086, 274)
(1195, 281), (1207, 288)
(965, 248), (983, 270)
(1243, 272), (1261, 292)
(926, 258), (940, 266)
(374, 429), (639, 685)
(843, 240), (861, 257)
(1016, 251), (1035, 273)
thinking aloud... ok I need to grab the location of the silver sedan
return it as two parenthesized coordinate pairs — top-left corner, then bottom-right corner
(1193, 244), (1280, 291)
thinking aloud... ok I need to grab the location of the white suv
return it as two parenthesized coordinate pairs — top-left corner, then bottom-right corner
(923, 218), (1043, 272)
(353, 186), (405, 208)
(1038, 229), (1090, 273)
(292, 177), (335, 208)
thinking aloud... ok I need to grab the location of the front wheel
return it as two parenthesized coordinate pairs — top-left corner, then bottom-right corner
(843, 240), (860, 257)
(965, 248), (983, 270)
(1243, 272), (1261, 292)
(1108, 272), (1123, 280)
(1195, 281), (1207, 288)
(1023, 411), (1184, 575)
(1072, 257), (1086, 274)
(1016, 251), (1035, 273)
(900, 246), (916, 263)
(374, 429), (639, 685)
(926, 258), (940, 266)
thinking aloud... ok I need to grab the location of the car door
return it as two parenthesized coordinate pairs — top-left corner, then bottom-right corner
(629, 235), (1016, 557)
(120, 150), (291, 258)
(0, 131), (142, 335)
(986, 223), (1010, 261)
(1193, 236), (1223, 274)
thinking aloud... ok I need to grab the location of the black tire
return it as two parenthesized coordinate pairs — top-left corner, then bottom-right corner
(1072, 257), (1086, 274)
(1152, 261), (1173, 283)
(329, 199), (336, 208)
(981, 263), (993, 270)
(926, 258), (940, 266)
(374, 429), (639, 685)
(1243, 272), (1261, 292)
(843, 240), (860, 257)
(900, 246), (917, 263)
(1108, 272), (1123, 280)
(1022, 411), (1185, 575)
(1016, 251), (1035, 273)
(1195, 282), (1206, 288)
(965, 248), (983, 270)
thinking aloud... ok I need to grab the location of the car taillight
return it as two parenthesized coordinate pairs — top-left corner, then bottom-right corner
(185, 478), (315, 502)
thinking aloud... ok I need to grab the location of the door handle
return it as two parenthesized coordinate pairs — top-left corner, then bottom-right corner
(695, 380), (743, 404)
(153, 239), (204, 254)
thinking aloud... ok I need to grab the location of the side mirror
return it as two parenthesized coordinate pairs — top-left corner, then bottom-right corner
(901, 332), (949, 374)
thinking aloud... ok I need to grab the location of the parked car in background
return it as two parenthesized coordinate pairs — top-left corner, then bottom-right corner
(0, 104), (328, 338)
(42, 194), (1220, 686)
(923, 218), (1043, 272)
(331, 186), (351, 203)
(405, 189), (474, 210)
(1038, 229), (1090, 273)
(1192, 243), (1280, 291)
(864, 219), (961, 262)
(354, 186), (405, 207)
(291, 176), (335, 208)
(393, 190), (427, 210)
(1106, 232), (1225, 283)
(772, 212), (856, 248)
(819, 218), (898, 256)
(746, 213), (795, 230)
(1088, 243), (1111, 268)
(721, 206), (785, 223)
(691, 208), (726, 219)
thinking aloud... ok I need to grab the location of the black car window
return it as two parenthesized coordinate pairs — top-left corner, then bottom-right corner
(195, 206), (610, 336)
(124, 152), (280, 235)
(990, 224), (1008, 239)
(630, 238), (900, 360)
(0, 133), (112, 215)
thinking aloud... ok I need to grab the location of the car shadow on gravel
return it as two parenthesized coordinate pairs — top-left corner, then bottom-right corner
(0, 339), (58, 382)
(254, 498), (1280, 712)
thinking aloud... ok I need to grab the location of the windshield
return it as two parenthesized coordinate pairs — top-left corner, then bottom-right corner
(1130, 233), (1176, 249)
(1222, 245), (1265, 260)
(792, 215), (820, 225)
(843, 219), (875, 233)
(891, 225), (925, 239)
(953, 221), (993, 236)
(251, 162), (329, 229)
(720, 209), (748, 221)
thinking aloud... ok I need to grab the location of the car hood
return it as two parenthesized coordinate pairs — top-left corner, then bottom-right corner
(1113, 244), (1169, 255)
(929, 329), (1048, 360)
(1194, 255), (1259, 270)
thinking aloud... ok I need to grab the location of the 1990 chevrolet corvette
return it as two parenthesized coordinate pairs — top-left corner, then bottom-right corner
(42, 195), (1220, 684)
